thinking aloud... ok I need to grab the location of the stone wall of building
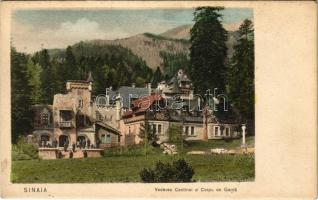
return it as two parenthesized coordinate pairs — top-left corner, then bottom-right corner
(38, 148), (57, 159)
(53, 80), (94, 147)
(207, 123), (240, 139)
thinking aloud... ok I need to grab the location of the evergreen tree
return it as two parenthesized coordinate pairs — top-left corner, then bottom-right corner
(26, 58), (42, 104)
(135, 77), (146, 87)
(138, 121), (158, 154)
(92, 64), (111, 95)
(152, 67), (163, 87)
(227, 19), (254, 121)
(65, 46), (79, 80)
(190, 7), (228, 95)
(51, 59), (66, 94)
(37, 48), (50, 68)
(160, 51), (190, 80)
(11, 47), (32, 143)
(168, 124), (185, 147)
(38, 49), (55, 104)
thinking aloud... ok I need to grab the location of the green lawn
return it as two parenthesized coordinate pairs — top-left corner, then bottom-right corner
(11, 137), (255, 183)
(11, 154), (254, 183)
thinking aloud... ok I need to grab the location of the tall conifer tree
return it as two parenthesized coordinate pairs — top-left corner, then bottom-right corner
(26, 58), (42, 104)
(227, 19), (254, 121)
(152, 67), (163, 87)
(38, 49), (55, 104)
(11, 47), (32, 142)
(65, 46), (79, 80)
(190, 7), (228, 95)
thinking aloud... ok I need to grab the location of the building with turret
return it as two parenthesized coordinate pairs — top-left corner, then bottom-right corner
(29, 73), (121, 156)
(29, 70), (241, 159)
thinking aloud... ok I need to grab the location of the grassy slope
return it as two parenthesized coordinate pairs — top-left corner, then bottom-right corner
(12, 154), (254, 183)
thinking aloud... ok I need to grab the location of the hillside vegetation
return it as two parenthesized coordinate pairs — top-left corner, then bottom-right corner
(90, 33), (190, 70)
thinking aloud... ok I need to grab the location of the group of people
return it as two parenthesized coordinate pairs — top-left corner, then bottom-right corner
(76, 139), (91, 149)
(38, 137), (101, 151)
(38, 139), (58, 148)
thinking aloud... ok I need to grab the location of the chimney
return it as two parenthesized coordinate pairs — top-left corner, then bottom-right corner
(105, 87), (110, 106)
(147, 83), (151, 95)
(115, 94), (121, 121)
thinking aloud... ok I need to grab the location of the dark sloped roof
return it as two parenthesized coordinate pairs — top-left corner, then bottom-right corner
(117, 86), (149, 108)
(179, 75), (191, 82)
(95, 121), (121, 135)
(168, 76), (177, 85)
(169, 114), (203, 123)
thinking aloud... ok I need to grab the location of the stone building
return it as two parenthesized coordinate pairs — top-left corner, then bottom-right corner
(157, 69), (194, 100)
(203, 106), (241, 140)
(30, 105), (54, 147)
(105, 69), (240, 146)
(30, 69), (241, 154)
(29, 74), (121, 150)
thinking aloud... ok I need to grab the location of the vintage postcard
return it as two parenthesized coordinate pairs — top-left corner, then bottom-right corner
(0, 1), (317, 199)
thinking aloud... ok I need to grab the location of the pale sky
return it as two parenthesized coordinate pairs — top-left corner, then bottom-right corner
(12, 8), (253, 53)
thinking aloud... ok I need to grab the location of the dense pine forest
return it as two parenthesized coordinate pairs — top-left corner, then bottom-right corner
(11, 7), (254, 143)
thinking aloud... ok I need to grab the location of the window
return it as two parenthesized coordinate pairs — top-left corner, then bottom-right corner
(106, 134), (111, 143)
(153, 124), (156, 134)
(214, 126), (220, 136)
(40, 135), (49, 142)
(60, 110), (72, 127)
(96, 111), (102, 121)
(191, 126), (194, 135)
(77, 115), (85, 126)
(78, 98), (83, 108)
(158, 124), (162, 134)
(60, 110), (72, 122)
(148, 124), (151, 132)
(41, 113), (49, 126)
(185, 126), (189, 135)
(225, 127), (230, 136)
(101, 134), (106, 143)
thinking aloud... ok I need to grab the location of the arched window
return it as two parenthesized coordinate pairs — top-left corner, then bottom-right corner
(40, 135), (49, 142)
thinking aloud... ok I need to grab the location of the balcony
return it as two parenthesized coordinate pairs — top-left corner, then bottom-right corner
(59, 110), (73, 128)
(59, 121), (72, 128)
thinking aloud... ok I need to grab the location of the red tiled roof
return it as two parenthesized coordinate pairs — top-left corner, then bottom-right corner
(123, 93), (163, 116)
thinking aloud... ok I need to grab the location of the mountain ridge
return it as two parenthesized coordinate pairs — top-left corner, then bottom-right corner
(47, 24), (239, 71)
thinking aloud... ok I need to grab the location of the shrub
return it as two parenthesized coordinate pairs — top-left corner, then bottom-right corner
(168, 124), (182, 144)
(12, 137), (38, 161)
(140, 158), (194, 182)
